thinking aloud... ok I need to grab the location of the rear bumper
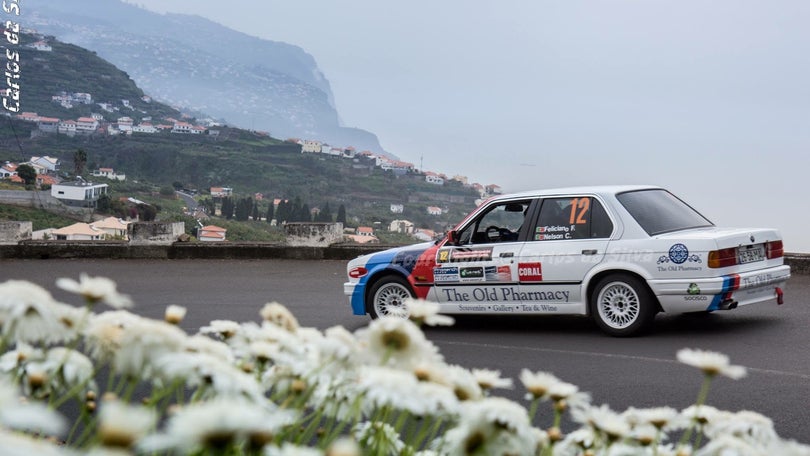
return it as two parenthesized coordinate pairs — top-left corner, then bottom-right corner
(649, 265), (791, 313)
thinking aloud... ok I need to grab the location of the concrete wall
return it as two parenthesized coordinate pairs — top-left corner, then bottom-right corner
(0, 221), (31, 244)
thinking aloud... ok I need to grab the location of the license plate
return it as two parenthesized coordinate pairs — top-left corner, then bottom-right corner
(738, 245), (765, 264)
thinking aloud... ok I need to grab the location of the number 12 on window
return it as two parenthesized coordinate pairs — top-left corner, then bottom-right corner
(569, 198), (590, 225)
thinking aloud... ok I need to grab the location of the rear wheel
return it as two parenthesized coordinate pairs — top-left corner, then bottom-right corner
(590, 274), (656, 337)
(367, 276), (414, 319)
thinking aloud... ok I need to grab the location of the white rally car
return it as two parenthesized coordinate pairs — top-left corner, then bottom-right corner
(344, 185), (790, 336)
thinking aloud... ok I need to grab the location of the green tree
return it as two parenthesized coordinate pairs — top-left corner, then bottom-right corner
(73, 149), (87, 176)
(337, 204), (347, 225)
(252, 202), (260, 221)
(300, 203), (311, 223)
(16, 164), (36, 186)
(320, 202), (333, 222)
(266, 202), (275, 224)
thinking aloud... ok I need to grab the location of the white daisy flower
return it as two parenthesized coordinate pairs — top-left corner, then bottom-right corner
(676, 348), (747, 380)
(682, 404), (724, 427)
(357, 317), (442, 369)
(326, 437), (361, 456)
(112, 317), (187, 378)
(82, 310), (143, 362)
(0, 343), (44, 376)
(444, 364), (483, 402)
(164, 305), (187, 325)
(182, 334), (235, 363)
(0, 428), (76, 456)
(97, 400), (157, 449)
(46, 347), (96, 394)
(693, 433), (760, 456)
(519, 368), (562, 400)
(0, 280), (74, 345)
(573, 404), (631, 442)
(0, 379), (67, 437)
(703, 409), (778, 447)
(353, 421), (405, 456)
(259, 302), (299, 332)
(200, 319), (242, 340)
(623, 406), (683, 431)
(56, 273), (132, 309)
(439, 398), (537, 456)
(472, 368), (513, 392)
(405, 298), (455, 326)
(154, 351), (264, 400)
(138, 397), (296, 454)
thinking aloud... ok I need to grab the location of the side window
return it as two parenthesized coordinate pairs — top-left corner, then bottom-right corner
(456, 200), (532, 244)
(531, 197), (613, 240)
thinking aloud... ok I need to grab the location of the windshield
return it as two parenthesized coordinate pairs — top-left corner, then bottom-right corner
(616, 189), (713, 235)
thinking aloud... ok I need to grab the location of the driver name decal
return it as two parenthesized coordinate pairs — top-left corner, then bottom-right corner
(436, 247), (493, 263)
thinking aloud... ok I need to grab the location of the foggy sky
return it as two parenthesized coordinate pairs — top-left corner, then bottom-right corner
(123, 1), (810, 251)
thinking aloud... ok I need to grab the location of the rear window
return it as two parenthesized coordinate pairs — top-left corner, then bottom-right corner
(617, 189), (713, 235)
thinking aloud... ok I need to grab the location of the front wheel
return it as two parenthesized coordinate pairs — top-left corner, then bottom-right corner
(590, 274), (657, 337)
(367, 276), (414, 319)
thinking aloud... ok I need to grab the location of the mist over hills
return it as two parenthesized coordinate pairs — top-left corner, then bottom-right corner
(27, 0), (387, 155)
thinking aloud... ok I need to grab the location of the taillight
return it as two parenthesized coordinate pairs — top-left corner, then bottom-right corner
(708, 248), (737, 268)
(348, 266), (368, 279)
(766, 240), (783, 259)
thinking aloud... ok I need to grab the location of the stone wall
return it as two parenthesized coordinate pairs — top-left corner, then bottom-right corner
(128, 221), (186, 245)
(284, 222), (344, 247)
(0, 221), (32, 244)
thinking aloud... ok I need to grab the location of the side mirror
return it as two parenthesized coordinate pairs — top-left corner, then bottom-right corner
(445, 230), (458, 246)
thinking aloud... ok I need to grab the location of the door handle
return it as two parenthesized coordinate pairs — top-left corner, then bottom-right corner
(500, 252), (514, 258)
(582, 249), (598, 255)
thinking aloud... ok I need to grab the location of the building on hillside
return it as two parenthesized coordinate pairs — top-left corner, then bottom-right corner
(90, 217), (130, 239)
(426, 206), (443, 216)
(301, 140), (322, 153)
(346, 226), (379, 244)
(37, 117), (60, 133)
(413, 229), (438, 242)
(29, 156), (60, 173)
(424, 172), (444, 185)
(92, 168), (126, 181)
(76, 117), (99, 133)
(0, 163), (17, 178)
(51, 181), (109, 207)
(389, 219), (414, 234)
(198, 225), (227, 242)
(51, 222), (103, 241)
(390, 204), (404, 214)
(210, 187), (233, 198)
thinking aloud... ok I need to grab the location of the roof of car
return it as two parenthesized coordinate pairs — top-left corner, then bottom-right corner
(493, 184), (662, 200)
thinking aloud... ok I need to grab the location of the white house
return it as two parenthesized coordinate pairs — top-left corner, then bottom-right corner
(28, 40), (52, 52)
(210, 187), (233, 198)
(198, 225), (227, 242)
(301, 140), (322, 154)
(51, 223), (103, 241)
(132, 123), (157, 134)
(37, 117), (60, 133)
(58, 120), (77, 135)
(76, 117), (99, 133)
(425, 172), (444, 185)
(390, 204), (404, 214)
(29, 156), (59, 173)
(51, 181), (109, 207)
(426, 206), (443, 216)
(92, 168), (126, 181)
(90, 217), (130, 239)
(389, 219), (414, 234)
(0, 163), (17, 178)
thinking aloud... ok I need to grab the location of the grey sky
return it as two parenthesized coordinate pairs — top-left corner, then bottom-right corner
(124, 0), (810, 251)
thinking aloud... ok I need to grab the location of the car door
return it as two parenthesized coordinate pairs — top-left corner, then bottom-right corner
(429, 198), (536, 314)
(516, 195), (615, 311)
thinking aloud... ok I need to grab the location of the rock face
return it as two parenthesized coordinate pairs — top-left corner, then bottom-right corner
(29, 0), (386, 154)
(284, 222), (345, 247)
(128, 222), (185, 245)
(0, 221), (32, 245)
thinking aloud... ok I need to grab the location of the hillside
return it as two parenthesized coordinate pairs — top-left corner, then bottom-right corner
(0, 33), (480, 231)
(28, 0), (386, 154)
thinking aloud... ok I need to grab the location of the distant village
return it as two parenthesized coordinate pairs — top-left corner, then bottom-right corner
(4, 37), (503, 244)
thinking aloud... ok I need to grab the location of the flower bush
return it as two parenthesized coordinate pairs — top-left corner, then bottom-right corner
(0, 275), (808, 455)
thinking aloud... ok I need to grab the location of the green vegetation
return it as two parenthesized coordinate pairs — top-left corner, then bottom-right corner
(0, 32), (483, 239)
(0, 204), (77, 231)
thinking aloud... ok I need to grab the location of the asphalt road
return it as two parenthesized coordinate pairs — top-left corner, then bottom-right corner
(2, 259), (808, 442)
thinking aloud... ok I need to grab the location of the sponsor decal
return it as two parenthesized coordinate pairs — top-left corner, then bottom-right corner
(433, 267), (460, 283)
(687, 283), (700, 295)
(437, 247), (493, 263)
(459, 267), (485, 282)
(440, 286), (570, 303)
(518, 262), (543, 282)
(535, 225), (577, 240)
(485, 265), (512, 281)
(658, 244), (702, 265)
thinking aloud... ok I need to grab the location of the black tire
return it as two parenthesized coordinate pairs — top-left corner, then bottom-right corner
(367, 275), (414, 319)
(590, 273), (657, 337)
